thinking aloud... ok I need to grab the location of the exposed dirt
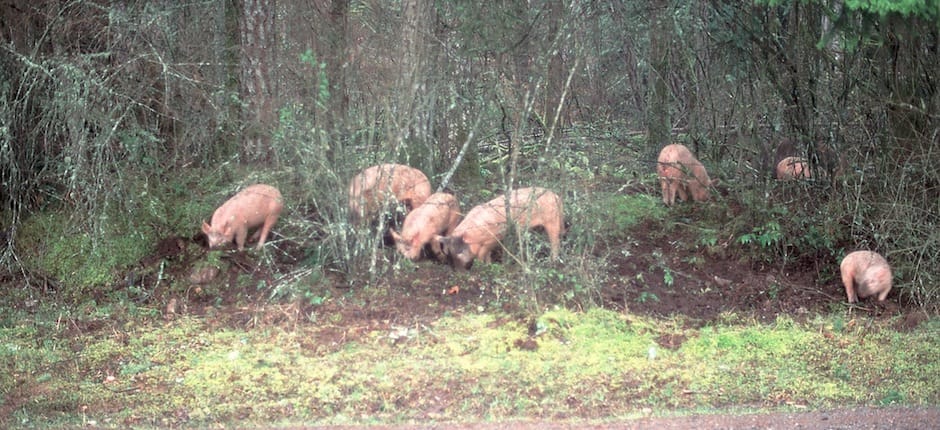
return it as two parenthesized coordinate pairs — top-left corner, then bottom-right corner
(5, 189), (933, 427)
(134, 210), (922, 335)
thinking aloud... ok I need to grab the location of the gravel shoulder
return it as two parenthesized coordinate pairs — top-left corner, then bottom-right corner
(290, 406), (940, 430)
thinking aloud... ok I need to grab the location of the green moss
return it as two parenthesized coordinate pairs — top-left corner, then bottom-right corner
(592, 193), (666, 239)
(2, 306), (938, 427)
(17, 210), (155, 293)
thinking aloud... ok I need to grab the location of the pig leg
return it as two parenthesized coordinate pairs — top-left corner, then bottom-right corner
(659, 180), (667, 205)
(876, 288), (890, 301)
(842, 271), (858, 303)
(546, 221), (562, 260)
(478, 242), (498, 263)
(675, 180), (690, 203)
(659, 177), (671, 205)
(234, 226), (249, 251)
(254, 216), (278, 250)
(428, 238), (446, 261)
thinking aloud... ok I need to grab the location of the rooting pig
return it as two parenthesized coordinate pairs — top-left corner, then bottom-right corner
(840, 250), (893, 303)
(656, 144), (716, 206)
(435, 187), (563, 270)
(348, 163), (432, 224)
(776, 156), (811, 180)
(201, 184), (283, 251)
(390, 192), (461, 261)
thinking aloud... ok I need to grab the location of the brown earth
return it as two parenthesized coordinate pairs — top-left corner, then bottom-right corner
(5, 189), (933, 427)
(141, 206), (926, 335)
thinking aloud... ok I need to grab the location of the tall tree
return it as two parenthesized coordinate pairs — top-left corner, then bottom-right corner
(647, 0), (673, 152)
(324, 0), (349, 163)
(238, 0), (277, 161)
(393, 0), (434, 170)
(328, 0), (349, 125)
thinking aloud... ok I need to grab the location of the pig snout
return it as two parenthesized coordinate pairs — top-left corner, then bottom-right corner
(390, 192), (461, 261)
(436, 235), (475, 270)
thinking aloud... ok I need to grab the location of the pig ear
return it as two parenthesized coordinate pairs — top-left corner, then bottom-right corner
(389, 229), (403, 241)
(201, 221), (211, 234)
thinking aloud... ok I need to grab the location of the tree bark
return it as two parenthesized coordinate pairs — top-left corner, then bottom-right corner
(647, 0), (672, 152)
(238, 0), (276, 162)
(325, 0), (349, 163)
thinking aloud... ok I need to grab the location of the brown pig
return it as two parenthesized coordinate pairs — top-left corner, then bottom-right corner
(389, 192), (461, 261)
(840, 250), (892, 303)
(656, 144), (716, 206)
(348, 163), (432, 224)
(776, 156), (811, 180)
(435, 187), (564, 270)
(201, 184), (283, 251)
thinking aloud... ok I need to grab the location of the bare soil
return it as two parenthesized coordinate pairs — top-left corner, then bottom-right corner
(147, 204), (927, 335)
(6, 193), (934, 427)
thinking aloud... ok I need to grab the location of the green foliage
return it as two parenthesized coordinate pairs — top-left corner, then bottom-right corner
(843, 0), (940, 19)
(714, 187), (847, 272)
(737, 221), (783, 251)
(756, 0), (939, 20)
(589, 193), (666, 241)
(16, 212), (152, 293)
(298, 49), (331, 110)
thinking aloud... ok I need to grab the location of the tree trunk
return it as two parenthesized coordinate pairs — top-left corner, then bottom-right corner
(543, 1), (567, 131)
(647, 0), (672, 153)
(326, 0), (349, 163)
(393, 0), (432, 168)
(238, 0), (276, 162)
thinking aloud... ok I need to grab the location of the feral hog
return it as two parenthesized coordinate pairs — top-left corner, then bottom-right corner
(435, 187), (563, 270)
(776, 156), (811, 180)
(202, 184), (283, 251)
(840, 250), (892, 303)
(348, 163), (432, 224)
(656, 144), (716, 206)
(390, 192), (461, 261)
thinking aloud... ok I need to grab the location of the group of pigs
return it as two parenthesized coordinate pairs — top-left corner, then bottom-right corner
(345, 163), (563, 269)
(201, 164), (563, 271)
(200, 146), (891, 305)
(655, 143), (893, 305)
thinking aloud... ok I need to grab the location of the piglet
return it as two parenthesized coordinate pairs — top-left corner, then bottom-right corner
(390, 192), (461, 261)
(435, 187), (564, 270)
(201, 184), (283, 251)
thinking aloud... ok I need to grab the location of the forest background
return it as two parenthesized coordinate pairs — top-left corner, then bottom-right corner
(1, 0), (937, 307)
(1, 1), (939, 427)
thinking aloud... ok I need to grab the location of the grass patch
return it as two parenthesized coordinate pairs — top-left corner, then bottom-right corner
(590, 193), (665, 239)
(16, 211), (153, 292)
(2, 307), (936, 428)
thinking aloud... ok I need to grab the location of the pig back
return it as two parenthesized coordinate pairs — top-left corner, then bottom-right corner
(348, 164), (431, 220)
(401, 192), (460, 237)
(454, 187), (561, 238)
(213, 184), (283, 226)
